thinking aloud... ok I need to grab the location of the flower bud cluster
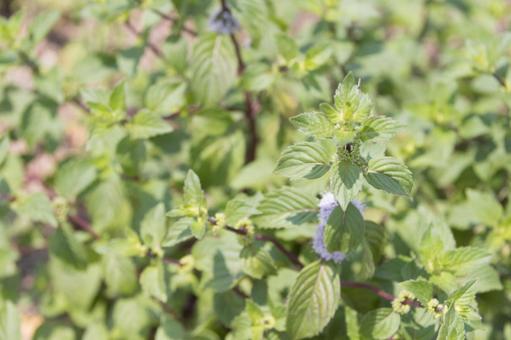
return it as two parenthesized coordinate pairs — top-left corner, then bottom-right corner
(392, 291), (416, 315)
(427, 298), (447, 318)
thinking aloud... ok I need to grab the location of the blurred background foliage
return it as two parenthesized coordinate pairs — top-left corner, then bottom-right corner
(1, 0), (511, 339)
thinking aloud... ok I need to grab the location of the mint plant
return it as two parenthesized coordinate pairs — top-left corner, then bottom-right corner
(1, 1), (510, 339)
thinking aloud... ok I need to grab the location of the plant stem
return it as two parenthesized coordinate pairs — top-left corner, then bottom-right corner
(151, 9), (198, 37)
(219, 0), (259, 164)
(124, 19), (165, 59)
(222, 223), (420, 307)
(67, 214), (100, 240)
(342, 280), (395, 301)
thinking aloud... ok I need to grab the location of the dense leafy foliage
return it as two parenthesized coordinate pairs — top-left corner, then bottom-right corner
(1, 0), (511, 339)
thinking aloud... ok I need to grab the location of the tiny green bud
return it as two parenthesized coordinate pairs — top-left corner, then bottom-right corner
(179, 255), (195, 272)
(262, 314), (275, 329)
(52, 196), (69, 224)
(211, 212), (226, 235)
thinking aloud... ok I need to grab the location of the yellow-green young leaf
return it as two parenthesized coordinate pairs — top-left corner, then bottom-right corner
(127, 110), (173, 140)
(334, 73), (373, 122)
(366, 157), (413, 196)
(286, 261), (340, 339)
(184, 169), (204, 205)
(289, 112), (335, 138)
(109, 81), (126, 112)
(140, 262), (168, 302)
(190, 34), (236, 107)
(360, 308), (400, 340)
(330, 161), (364, 210)
(275, 139), (336, 179)
(140, 203), (167, 250)
(319, 103), (341, 124)
(253, 187), (317, 229)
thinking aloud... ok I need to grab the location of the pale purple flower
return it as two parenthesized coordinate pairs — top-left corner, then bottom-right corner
(208, 9), (240, 35)
(312, 193), (364, 263)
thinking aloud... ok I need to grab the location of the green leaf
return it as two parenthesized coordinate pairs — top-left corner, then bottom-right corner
(358, 116), (401, 142)
(49, 225), (90, 269)
(399, 279), (433, 305)
(190, 34), (237, 106)
(155, 316), (186, 340)
(323, 204), (365, 255)
(330, 161), (364, 210)
(0, 300), (20, 340)
(145, 81), (186, 114)
(54, 158), (97, 200)
(162, 217), (194, 248)
(286, 261), (340, 339)
(192, 232), (243, 292)
(116, 46), (144, 76)
(127, 110), (173, 140)
(360, 308), (400, 340)
(439, 247), (491, 271)
(345, 306), (361, 340)
(275, 139), (336, 179)
(366, 157), (413, 196)
(437, 308), (465, 340)
(140, 262), (168, 302)
(241, 243), (277, 279)
(289, 112), (335, 138)
(29, 10), (60, 43)
(0, 136), (9, 166)
(224, 193), (262, 226)
(465, 190), (503, 226)
(364, 221), (386, 263)
(112, 296), (156, 339)
(49, 259), (102, 310)
(103, 254), (137, 297)
(456, 264), (502, 293)
(140, 203), (167, 251)
(253, 187), (317, 229)
(14, 192), (57, 227)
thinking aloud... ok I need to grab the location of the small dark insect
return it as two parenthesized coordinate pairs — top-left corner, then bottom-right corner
(344, 143), (354, 153)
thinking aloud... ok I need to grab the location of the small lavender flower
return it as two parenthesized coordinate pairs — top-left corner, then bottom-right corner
(312, 193), (365, 263)
(208, 8), (240, 35)
(351, 199), (365, 214)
